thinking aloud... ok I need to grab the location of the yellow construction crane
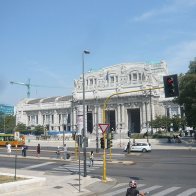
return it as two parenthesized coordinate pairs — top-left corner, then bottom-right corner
(10, 78), (66, 98)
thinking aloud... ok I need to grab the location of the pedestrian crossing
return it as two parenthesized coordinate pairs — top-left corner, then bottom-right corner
(51, 161), (103, 175)
(101, 183), (196, 196)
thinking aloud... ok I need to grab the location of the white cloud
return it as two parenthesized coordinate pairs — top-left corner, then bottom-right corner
(166, 40), (196, 74)
(133, 0), (196, 22)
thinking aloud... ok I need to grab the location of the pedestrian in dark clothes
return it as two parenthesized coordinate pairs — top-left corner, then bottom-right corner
(36, 143), (41, 157)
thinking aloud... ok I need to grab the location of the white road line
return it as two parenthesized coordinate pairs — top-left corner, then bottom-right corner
(176, 188), (196, 196)
(112, 183), (128, 189)
(151, 186), (181, 196)
(59, 165), (100, 169)
(24, 162), (55, 169)
(101, 184), (146, 196)
(141, 185), (162, 193)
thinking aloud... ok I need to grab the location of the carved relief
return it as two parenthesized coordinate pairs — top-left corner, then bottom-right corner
(121, 65), (127, 74)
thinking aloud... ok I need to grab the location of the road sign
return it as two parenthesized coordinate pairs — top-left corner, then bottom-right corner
(98, 123), (110, 134)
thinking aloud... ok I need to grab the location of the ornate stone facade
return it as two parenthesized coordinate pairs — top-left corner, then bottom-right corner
(16, 61), (181, 134)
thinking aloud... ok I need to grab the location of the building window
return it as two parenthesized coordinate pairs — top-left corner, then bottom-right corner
(59, 114), (61, 124)
(116, 76), (118, 83)
(139, 73), (142, 80)
(133, 73), (137, 80)
(142, 73), (146, 81)
(110, 76), (114, 83)
(51, 115), (54, 124)
(129, 74), (132, 81)
(90, 79), (93, 85)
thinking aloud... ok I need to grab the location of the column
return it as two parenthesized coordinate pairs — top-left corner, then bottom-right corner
(121, 104), (125, 131)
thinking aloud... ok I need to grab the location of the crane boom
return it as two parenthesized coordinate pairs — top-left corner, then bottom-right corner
(10, 79), (31, 98)
(10, 79), (68, 99)
(10, 81), (28, 86)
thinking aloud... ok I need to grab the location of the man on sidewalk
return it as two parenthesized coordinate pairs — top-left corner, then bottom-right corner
(63, 144), (68, 160)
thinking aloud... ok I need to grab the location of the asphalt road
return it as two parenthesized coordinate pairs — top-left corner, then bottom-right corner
(1, 149), (196, 195)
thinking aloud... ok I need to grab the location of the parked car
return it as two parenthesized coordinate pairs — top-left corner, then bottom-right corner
(130, 142), (151, 152)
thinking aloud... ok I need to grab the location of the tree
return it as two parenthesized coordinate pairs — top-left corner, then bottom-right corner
(150, 116), (171, 131)
(0, 114), (16, 133)
(15, 122), (27, 134)
(33, 125), (45, 135)
(171, 115), (186, 132)
(175, 58), (196, 128)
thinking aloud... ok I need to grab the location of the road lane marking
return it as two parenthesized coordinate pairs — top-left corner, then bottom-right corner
(112, 183), (128, 189)
(151, 186), (180, 196)
(140, 185), (162, 193)
(101, 184), (146, 196)
(24, 162), (55, 169)
(176, 188), (196, 196)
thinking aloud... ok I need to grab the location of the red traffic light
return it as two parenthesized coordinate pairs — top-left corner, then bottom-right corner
(163, 74), (179, 98)
(167, 77), (174, 85)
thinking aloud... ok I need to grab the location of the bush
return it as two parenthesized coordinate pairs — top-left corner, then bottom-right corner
(131, 133), (145, 139)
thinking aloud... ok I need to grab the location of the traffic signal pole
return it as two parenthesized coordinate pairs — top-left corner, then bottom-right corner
(103, 132), (107, 182)
(102, 86), (164, 183)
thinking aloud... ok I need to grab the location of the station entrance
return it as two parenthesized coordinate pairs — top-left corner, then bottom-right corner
(105, 110), (116, 132)
(127, 108), (140, 133)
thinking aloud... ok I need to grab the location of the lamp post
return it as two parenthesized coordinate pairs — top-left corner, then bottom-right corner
(82, 50), (90, 177)
(149, 88), (153, 135)
(145, 101), (149, 143)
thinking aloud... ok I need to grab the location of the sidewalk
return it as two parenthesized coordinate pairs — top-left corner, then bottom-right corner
(26, 137), (196, 150)
(0, 167), (109, 196)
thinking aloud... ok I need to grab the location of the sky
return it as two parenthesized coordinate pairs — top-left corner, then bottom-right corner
(1, 0), (196, 106)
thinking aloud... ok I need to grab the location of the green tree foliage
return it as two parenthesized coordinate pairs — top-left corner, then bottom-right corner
(150, 116), (171, 131)
(175, 58), (196, 128)
(171, 115), (186, 131)
(0, 114), (16, 133)
(33, 125), (44, 135)
(150, 115), (185, 132)
(15, 122), (27, 134)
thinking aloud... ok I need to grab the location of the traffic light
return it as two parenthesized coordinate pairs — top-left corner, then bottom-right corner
(110, 140), (113, 148)
(100, 137), (104, 149)
(111, 132), (114, 140)
(107, 139), (113, 149)
(107, 139), (111, 149)
(128, 130), (131, 138)
(163, 74), (179, 98)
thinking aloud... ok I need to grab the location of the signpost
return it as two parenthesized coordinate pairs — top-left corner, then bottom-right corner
(98, 123), (109, 182)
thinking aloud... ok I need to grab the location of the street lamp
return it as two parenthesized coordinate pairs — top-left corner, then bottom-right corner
(82, 50), (90, 177)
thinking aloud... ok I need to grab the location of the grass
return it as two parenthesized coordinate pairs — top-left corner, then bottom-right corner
(0, 175), (26, 184)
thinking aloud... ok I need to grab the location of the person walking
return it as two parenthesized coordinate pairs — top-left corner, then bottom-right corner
(36, 144), (41, 157)
(63, 144), (68, 160)
(22, 146), (25, 157)
(23, 145), (28, 157)
(6, 143), (12, 156)
(89, 151), (94, 167)
(56, 146), (61, 159)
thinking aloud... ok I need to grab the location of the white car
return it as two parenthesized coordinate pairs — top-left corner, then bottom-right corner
(130, 142), (151, 152)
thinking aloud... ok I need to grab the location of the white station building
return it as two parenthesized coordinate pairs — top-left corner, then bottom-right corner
(16, 61), (181, 135)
